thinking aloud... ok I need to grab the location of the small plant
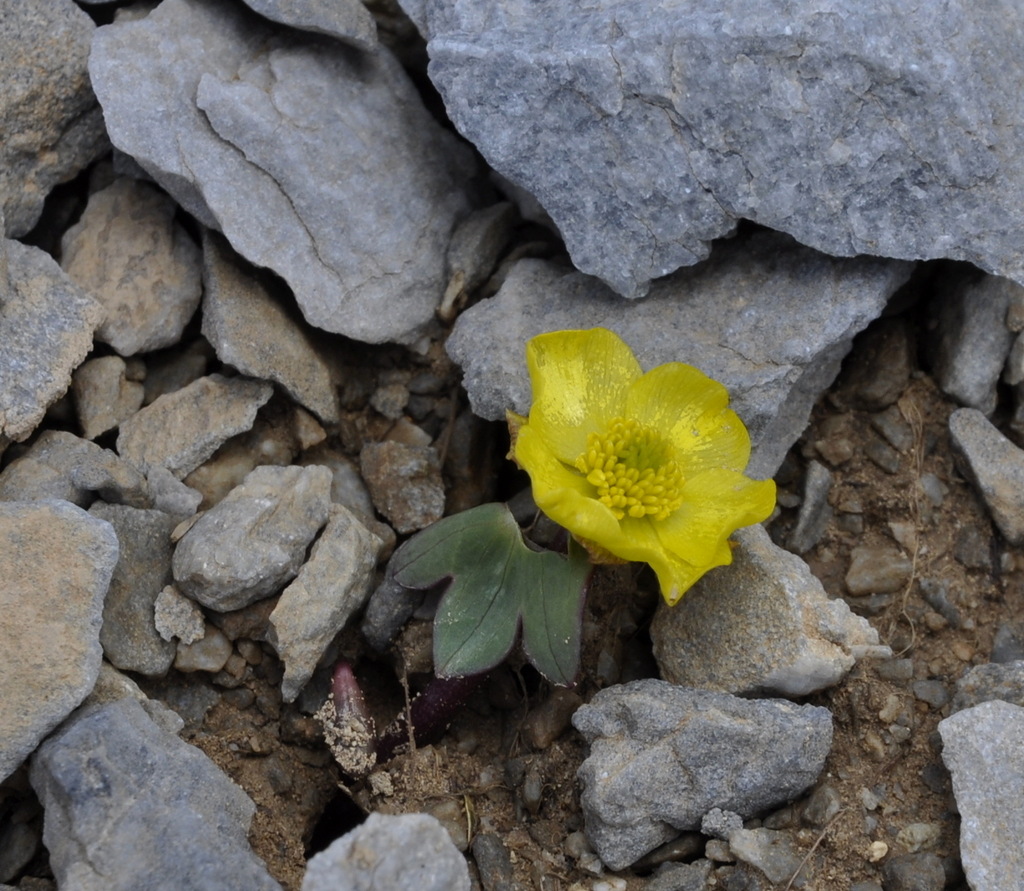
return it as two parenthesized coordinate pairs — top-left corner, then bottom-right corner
(320, 327), (775, 773)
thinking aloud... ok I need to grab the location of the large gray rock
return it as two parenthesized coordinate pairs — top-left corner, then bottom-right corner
(412, 0), (1024, 298)
(0, 1), (108, 237)
(90, 0), (476, 344)
(30, 698), (281, 891)
(172, 464), (333, 611)
(447, 233), (912, 476)
(0, 501), (118, 781)
(651, 525), (887, 696)
(60, 178), (203, 357)
(0, 239), (103, 447)
(572, 680), (832, 869)
(238, 0), (377, 49)
(302, 813), (470, 891)
(939, 701), (1024, 891)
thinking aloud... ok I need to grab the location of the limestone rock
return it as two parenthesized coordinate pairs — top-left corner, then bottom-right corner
(72, 355), (146, 440)
(360, 440), (445, 533)
(201, 230), (339, 423)
(172, 464), (333, 611)
(0, 501), (118, 781)
(238, 0), (377, 49)
(0, 1), (108, 237)
(412, 0), (1024, 298)
(651, 525), (886, 697)
(29, 698), (281, 890)
(0, 239), (103, 446)
(90, 0), (476, 343)
(270, 504), (383, 701)
(60, 178), (203, 356)
(117, 374), (273, 478)
(447, 233), (912, 477)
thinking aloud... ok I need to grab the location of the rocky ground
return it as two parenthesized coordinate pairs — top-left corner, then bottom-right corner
(3, 2), (1024, 891)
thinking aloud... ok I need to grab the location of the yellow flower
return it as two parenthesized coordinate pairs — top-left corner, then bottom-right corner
(511, 328), (776, 606)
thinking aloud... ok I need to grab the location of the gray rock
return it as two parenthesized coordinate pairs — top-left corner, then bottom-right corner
(360, 440), (445, 533)
(238, 0), (377, 49)
(0, 501), (118, 781)
(30, 698), (281, 891)
(60, 178), (203, 356)
(0, 1), (108, 237)
(879, 853), (946, 891)
(844, 543), (913, 595)
(72, 356), (146, 440)
(728, 828), (806, 885)
(201, 230), (339, 423)
(89, 503), (177, 678)
(172, 464), (333, 611)
(701, 809), (743, 841)
(787, 460), (833, 555)
(571, 679), (832, 870)
(413, 0), (1024, 298)
(360, 572), (426, 653)
(439, 201), (518, 319)
(939, 701), (1024, 891)
(951, 660), (1024, 713)
(992, 623), (1024, 664)
(117, 374), (273, 478)
(90, 0), (476, 344)
(651, 525), (886, 697)
(836, 318), (913, 411)
(447, 233), (912, 477)
(647, 861), (714, 891)
(174, 624), (234, 674)
(926, 270), (1019, 415)
(269, 504), (384, 701)
(948, 408), (1024, 544)
(302, 812), (470, 891)
(0, 431), (150, 509)
(0, 239), (103, 446)
(154, 585), (206, 645)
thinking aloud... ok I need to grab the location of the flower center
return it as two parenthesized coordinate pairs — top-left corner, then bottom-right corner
(574, 417), (685, 521)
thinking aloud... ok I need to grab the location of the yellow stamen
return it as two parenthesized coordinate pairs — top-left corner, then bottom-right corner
(574, 418), (685, 521)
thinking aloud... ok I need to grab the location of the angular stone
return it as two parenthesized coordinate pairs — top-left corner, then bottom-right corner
(939, 701), (1024, 891)
(201, 230), (339, 423)
(951, 661), (1024, 713)
(302, 813), (470, 891)
(72, 356), (146, 440)
(949, 408), (1024, 544)
(0, 1), (108, 237)
(447, 233), (912, 477)
(89, 503), (177, 678)
(154, 585), (206, 645)
(238, 0), (377, 49)
(117, 374), (273, 478)
(29, 698), (281, 891)
(572, 680), (832, 870)
(0, 239), (103, 446)
(412, 0), (1024, 298)
(0, 501), (118, 781)
(787, 460), (833, 555)
(360, 440), (445, 533)
(652, 525), (886, 697)
(0, 431), (150, 509)
(60, 178), (203, 356)
(90, 0), (475, 343)
(836, 318), (913, 411)
(172, 464), (333, 611)
(925, 270), (1019, 415)
(269, 504), (383, 701)
(844, 544), (913, 596)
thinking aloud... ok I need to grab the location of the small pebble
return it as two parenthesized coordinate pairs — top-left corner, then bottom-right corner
(911, 680), (949, 709)
(472, 833), (515, 891)
(174, 624), (233, 673)
(874, 658), (915, 681)
(896, 822), (941, 854)
(881, 852), (945, 891)
(522, 688), (582, 749)
(866, 438), (901, 473)
(871, 406), (915, 452)
(846, 545), (913, 595)
(801, 783), (842, 828)
(918, 473), (947, 507)
(866, 841), (888, 863)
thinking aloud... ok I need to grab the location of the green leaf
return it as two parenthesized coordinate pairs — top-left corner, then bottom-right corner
(391, 503), (590, 686)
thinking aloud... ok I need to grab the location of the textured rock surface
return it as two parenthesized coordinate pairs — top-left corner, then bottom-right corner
(172, 464), (333, 611)
(948, 408), (1024, 544)
(0, 501), (118, 781)
(301, 813), (470, 891)
(651, 525), (886, 696)
(448, 233), (912, 476)
(60, 177), (203, 356)
(30, 698), (281, 891)
(360, 440), (445, 533)
(572, 680), (832, 869)
(413, 0), (1024, 297)
(72, 356), (146, 440)
(201, 230), (339, 423)
(269, 504), (383, 701)
(117, 374), (273, 478)
(951, 660), (1024, 713)
(90, 0), (475, 343)
(89, 503), (177, 678)
(0, 1), (108, 237)
(238, 0), (377, 48)
(939, 701), (1024, 891)
(0, 239), (103, 446)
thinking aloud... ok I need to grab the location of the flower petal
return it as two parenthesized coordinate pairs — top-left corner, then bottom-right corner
(514, 425), (622, 544)
(527, 328), (641, 462)
(656, 470), (776, 566)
